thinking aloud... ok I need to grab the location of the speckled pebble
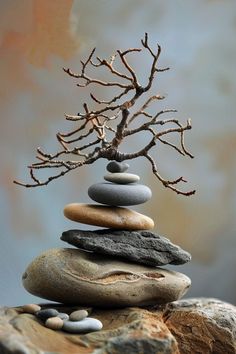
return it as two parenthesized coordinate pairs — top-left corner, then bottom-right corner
(106, 161), (129, 173)
(57, 312), (69, 321)
(104, 173), (140, 184)
(45, 317), (64, 330)
(88, 183), (152, 206)
(69, 310), (88, 321)
(62, 317), (103, 334)
(36, 309), (59, 320)
(22, 304), (41, 314)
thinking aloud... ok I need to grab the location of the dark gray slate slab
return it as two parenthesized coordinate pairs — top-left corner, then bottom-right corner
(61, 229), (191, 266)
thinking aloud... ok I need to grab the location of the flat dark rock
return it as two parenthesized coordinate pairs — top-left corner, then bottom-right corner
(61, 229), (191, 266)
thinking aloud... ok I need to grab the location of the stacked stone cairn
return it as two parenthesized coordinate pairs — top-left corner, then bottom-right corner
(22, 161), (191, 334)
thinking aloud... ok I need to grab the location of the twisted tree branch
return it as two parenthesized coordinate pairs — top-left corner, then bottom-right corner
(14, 33), (195, 196)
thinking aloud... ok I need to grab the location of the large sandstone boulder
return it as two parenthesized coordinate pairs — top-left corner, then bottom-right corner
(22, 248), (191, 307)
(0, 298), (235, 354)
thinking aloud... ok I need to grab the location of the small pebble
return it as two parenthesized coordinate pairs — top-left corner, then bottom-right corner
(36, 308), (59, 320)
(104, 172), (140, 184)
(22, 304), (41, 314)
(45, 317), (63, 330)
(62, 317), (103, 334)
(69, 309), (88, 321)
(106, 161), (129, 173)
(57, 312), (69, 321)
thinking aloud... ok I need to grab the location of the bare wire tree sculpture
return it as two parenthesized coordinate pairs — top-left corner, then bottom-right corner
(14, 33), (195, 196)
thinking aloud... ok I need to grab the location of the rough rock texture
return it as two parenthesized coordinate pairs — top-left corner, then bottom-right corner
(164, 298), (236, 354)
(0, 298), (235, 354)
(63, 203), (154, 230)
(61, 229), (191, 266)
(22, 248), (191, 307)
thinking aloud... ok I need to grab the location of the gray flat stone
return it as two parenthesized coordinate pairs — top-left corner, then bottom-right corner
(61, 229), (191, 266)
(88, 182), (152, 206)
(62, 317), (103, 333)
(104, 173), (140, 184)
(106, 161), (129, 173)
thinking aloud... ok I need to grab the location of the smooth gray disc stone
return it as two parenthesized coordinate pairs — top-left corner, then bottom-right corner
(88, 182), (152, 206)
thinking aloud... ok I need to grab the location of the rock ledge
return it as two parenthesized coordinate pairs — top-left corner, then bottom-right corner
(0, 298), (235, 354)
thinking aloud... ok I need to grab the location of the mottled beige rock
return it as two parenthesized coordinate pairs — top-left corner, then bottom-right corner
(69, 309), (88, 321)
(0, 305), (178, 354)
(45, 317), (63, 330)
(63, 203), (154, 230)
(22, 248), (190, 307)
(22, 304), (41, 314)
(164, 298), (236, 354)
(0, 298), (235, 354)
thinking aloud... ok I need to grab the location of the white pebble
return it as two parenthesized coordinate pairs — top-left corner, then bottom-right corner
(62, 317), (103, 334)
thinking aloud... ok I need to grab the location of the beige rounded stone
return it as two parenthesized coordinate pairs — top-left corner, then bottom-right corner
(63, 203), (154, 230)
(45, 317), (63, 330)
(69, 310), (88, 321)
(22, 304), (41, 314)
(22, 248), (191, 307)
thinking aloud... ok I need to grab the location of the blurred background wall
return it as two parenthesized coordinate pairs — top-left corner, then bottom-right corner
(0, 0), (235, 306)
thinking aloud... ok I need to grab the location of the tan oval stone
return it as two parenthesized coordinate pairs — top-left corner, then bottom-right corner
(22, 248), (191, 307)
(69, 309), (88, 321)
(45, 317), (64, 330)
(22, 304), (41, 314)
(63, 203), (154, 230)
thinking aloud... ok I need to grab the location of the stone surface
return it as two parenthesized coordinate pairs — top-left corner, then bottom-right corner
(62, 317), (103, 333)
(57, 312), (69, 320)
(22, 248), (191, 307)
(45, 317), (64, 330)
(36, 308), (59, 320)
(69, 309), (88, 321)
(106, 161), (129, 173)
(88, 182), (152, 206)
(64, 203), (154, 230)
(61, 229), (191, 267)
(163, 298), (236, 354)
(0, 298), (235, 353)
(104, 172), (140, 184)
(22, 304), (41, 314)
